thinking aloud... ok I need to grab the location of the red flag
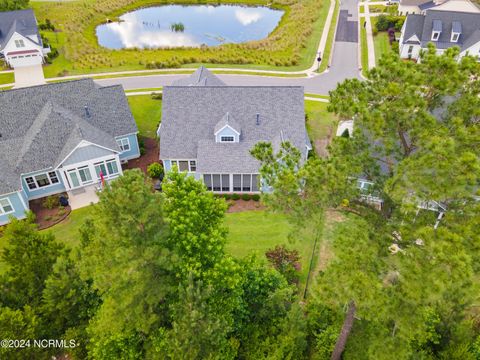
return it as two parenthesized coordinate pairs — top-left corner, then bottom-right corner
(100, 171), (105, 187)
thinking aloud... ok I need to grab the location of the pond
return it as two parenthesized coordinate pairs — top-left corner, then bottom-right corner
(96, 5), (284, 49)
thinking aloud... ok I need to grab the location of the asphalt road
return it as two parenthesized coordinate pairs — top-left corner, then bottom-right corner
(97, 0), (360, 95)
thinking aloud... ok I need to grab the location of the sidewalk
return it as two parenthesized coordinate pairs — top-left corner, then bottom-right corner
(363, 4), (376, 69)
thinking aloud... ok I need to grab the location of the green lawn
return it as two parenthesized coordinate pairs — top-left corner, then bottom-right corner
(360, 17), (368, 77)
(0, 72), (14, 85)
(127, 95), (162, 138)
(318, 0), (339, 73)
(373, 32), (391, 66)
(32, 0), (330, 77)
(305, 100), (338, 142)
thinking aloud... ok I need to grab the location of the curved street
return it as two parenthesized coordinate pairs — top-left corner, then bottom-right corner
(97, 0), (360, 94)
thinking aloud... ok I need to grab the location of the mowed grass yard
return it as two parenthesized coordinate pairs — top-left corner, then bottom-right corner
(33, 0), (330, 77)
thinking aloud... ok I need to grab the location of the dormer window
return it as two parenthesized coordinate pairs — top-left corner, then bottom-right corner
(451, 21), (461, 43)
(220, 136), (235, 142)
(214, 112), (241, 143)
(431, 19), (442, 42)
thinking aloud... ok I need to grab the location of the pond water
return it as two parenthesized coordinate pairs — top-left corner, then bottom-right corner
(96, 5), (284, 49)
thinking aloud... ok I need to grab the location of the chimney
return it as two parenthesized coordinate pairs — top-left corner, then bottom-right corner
(256, 113), (260, 125)
(84, 105), (91, 118)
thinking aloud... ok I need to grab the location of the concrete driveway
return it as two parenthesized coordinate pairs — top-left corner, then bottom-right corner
(96, 0), (361, 95)
(13, 64), (46, 88)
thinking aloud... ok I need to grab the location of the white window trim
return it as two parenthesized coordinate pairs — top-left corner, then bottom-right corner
(203, 173), (260, 193)
(116, 137), (131, 152)
(451, 32), (459, 43)
(0, 197), (14, 215)
(170, 159), (197, 172)
(431, 31), (440, 41)
(24, 171), (60, 191)
(14, 39), (25, 48)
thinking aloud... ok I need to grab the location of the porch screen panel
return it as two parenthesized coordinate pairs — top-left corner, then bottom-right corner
(212, 174), (221, 191)
(252, 175), (259, 192)
(233, 175), (241, 191)
(221, 175), (230, 191)
(242, 174), (251, 192)
(203, 174), (212, 190)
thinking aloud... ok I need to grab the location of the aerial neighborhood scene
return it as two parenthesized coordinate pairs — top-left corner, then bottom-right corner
(0, 0), (479, 358)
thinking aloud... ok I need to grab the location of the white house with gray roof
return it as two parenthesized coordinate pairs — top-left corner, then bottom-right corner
(159, 68), (311, 193)
(0, 9), (50, 68)
(399, 0), (480, 15)
(0, 79), (140, 225)
(399, 9), (480, 60)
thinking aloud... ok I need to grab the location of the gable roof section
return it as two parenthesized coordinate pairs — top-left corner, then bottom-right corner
(420, 10), (480, 49)
(0, 79), (137, 193)
(403, 14), (426, 44)
(171, 66), (227, 86)
(0, 10), (42, 50)
(160, 86), (306, 174)
(214, 112), (241, 135)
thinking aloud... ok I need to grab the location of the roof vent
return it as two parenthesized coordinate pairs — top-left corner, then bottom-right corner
(256, 113), (260, 125)
(84, 105), (91, 118)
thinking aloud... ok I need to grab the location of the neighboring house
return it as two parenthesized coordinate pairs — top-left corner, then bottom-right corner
(398, 0), (480, 15)
(0, 79), (140, 225)
(159, 67), (311, 193)
(0, 9), (50, 69)
(399, 10), (480, 61)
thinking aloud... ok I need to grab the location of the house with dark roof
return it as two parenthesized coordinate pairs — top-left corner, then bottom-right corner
(159, 68), (311, 193)
(0, 79), (140, 225)
(0, 9), (50, 68)
(399, 9), (480, 60)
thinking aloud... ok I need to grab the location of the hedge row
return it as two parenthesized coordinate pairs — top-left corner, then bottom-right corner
(215, 193), (261, 201)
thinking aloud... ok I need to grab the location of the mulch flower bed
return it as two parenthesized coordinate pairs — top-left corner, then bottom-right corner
(30, 197), (71, 230)
(123, 137), (159, 175)
(227, 199), (265, 213)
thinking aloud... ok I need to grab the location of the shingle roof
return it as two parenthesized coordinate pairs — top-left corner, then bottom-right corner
(160, 85), (307, 174)
(171, 66), (226, 86)
(0, 79), (137, 193)
(403, 14), (425, 43)
(214, 112), (241, 134)
(0, 9), (42, 50)
(416, 10), (480, 50)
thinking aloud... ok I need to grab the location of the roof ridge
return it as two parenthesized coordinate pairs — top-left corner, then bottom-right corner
(0, 78), (95, 95)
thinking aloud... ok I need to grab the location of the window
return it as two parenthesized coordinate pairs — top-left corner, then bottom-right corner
(212, 174), (221, 191)
(106, 160), (119, 175)
(116, 138), (130, 152)
(432, 31), (440, 41)
(233, 175), (241, 191)
(94, 162), (107, 178)
(14, 39), (25, 48)
(0, 198), (14, 215)
(220, 136), (235, 142)
(408, 45), (413, 55)
(48, 171), (59, 184)
(203, 174), (212, 190)
(35, 174), (50, 188)
(451, 33), (459, 42)
(171, 160), (178, 169)
(189, 161), (196, 172)
(242, 174), (251, 192)
(179, 161), (189, 172)
(252, 174), (259, 192)
(25, 177), (37, 190)
(78, 166), (93, 184)
(221, 174), (230, 191)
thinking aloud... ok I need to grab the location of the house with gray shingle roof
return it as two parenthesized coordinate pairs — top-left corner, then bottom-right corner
(159, 68), (311, 193)
(399, 9), (480, 60)
(399, 0), (480, 15)
(0, 9), (50, 68)
(0, 79), (140, 225)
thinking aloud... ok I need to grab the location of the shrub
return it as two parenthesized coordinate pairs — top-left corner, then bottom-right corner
(223, 194), (232, 200)
(241, 194), (251, 201)
(231, 193), (240, 200)
(139, 138), (146, 156)
(42, 196), (59, 209)
(151, 92), (162, 100)
(265, 245), (301, 285)
(252, 194), (260, 201)
(147, 162), (164, 179)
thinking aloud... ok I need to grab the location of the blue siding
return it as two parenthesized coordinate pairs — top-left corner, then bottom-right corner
(0, 192), (28, 226)
(21, 169), (67, 200)
(117, 134), (140, 161)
